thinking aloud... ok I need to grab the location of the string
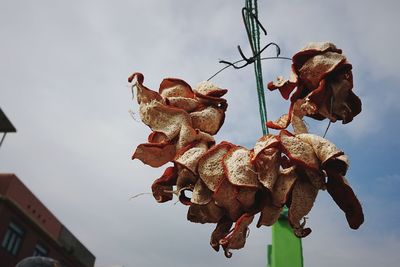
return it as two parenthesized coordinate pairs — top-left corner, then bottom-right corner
(246, 0), (269, 134)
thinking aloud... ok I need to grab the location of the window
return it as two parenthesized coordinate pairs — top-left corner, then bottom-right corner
(1, 222), (25, 256)
(33, 243), (49, 257)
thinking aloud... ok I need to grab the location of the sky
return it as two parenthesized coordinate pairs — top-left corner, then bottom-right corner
(0, 0), (399, 266)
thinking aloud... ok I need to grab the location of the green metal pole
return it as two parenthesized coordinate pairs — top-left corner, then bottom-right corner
(243, 1), (304, 266)
(269, 211), (304, 267)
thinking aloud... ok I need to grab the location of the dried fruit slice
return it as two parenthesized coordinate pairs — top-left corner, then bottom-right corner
(210, 218), (233, 252)
(139, 100), (191, 140)
(192, 179), (213, 205)
(326, 168), (364, 229)
(304, 168), (326, 190)
(223, 147), (260, 188)
(187, 201), (224, 224)
(174, 142), (209, 174)
(198, 142), (235, 192)
(252, 134), (280, 162)
(279, 130), (320, 171)
(147, 131), (169, 143)
(128, 72), (163, 104)
(257, 197), (283, 227)
(254, 150), (280, 191)
(267, 113), (291, 130)
(299, 52), (346, 89)
(267, 67), (298, 100)
(272, 167), (298, 207)
(132, 142), (175, 167)
(159, 78), (195, 98)
(292, 42), (342, 70)
(151, 166), (178, 203)
(219, 213), (254, 258)
(165, 96), (199, 112)
(296, 133), (345, 167)
(190, 106), (225, 135)
(213, 179), (242, 221)
(236, 187), (258, 211)
(176, 167), (197, 191)
(194, 81), (228, 97)
(288, 179), (318, 237)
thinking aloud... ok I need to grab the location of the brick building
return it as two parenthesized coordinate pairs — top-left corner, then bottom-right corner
(0, 174), (96, 267)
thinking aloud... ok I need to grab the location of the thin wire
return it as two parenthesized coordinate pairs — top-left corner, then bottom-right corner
(0, 133), (7, 148)
(323, 96), (334, 138)
(207, 56), (291, 81)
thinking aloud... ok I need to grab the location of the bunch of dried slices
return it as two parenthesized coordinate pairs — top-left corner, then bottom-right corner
(129, 42), (364, 258)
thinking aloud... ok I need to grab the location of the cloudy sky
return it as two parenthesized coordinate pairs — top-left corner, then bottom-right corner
(1, 0), (399, 266)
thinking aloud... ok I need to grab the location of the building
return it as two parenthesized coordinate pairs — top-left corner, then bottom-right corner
(0, 174), (96, 267)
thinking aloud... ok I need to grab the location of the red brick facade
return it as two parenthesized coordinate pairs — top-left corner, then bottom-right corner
(0, 174), (95, 267)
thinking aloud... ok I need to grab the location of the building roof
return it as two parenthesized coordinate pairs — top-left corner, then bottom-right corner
(0, 173), (96, 267)
(0, 108), (16, 133)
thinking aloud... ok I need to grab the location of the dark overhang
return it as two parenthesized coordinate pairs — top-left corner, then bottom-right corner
(0, 108), (16, 133)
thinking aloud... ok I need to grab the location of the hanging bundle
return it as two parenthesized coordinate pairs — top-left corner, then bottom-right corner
(128, 43), (364, 256)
